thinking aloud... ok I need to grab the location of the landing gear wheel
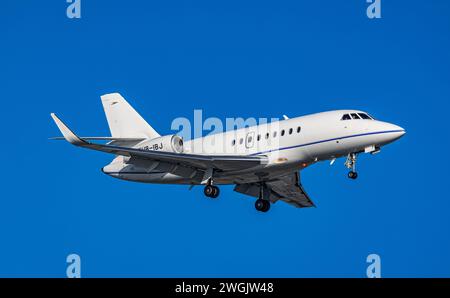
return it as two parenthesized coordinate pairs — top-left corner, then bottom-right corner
(263, 201), (270, 212)
(204, 185), (220, 198)
(348, 171), (358, 179)
(211, 186), (220, 198)
(204, 185), (215, 197)
(255, 199), (270, 212)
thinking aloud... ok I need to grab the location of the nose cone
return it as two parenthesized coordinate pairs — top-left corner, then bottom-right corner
(386, 123), (406, 142)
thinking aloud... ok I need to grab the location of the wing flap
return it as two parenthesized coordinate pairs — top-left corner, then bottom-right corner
(267, 172), (315, 208)
(234, 172), (315, 208)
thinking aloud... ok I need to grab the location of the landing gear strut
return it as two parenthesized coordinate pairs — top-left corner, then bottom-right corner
(345, 153), (358, 179)
(204, 183), (220, 198)
(255, 183), (270, 212)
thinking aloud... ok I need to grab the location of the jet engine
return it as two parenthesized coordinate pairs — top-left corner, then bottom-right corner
(139, 135), (184, 153)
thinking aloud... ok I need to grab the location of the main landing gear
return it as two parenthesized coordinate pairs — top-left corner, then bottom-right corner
(204, 184), (220, 198)
(345, 153), (358, 179)
(255, 184), (271, 212)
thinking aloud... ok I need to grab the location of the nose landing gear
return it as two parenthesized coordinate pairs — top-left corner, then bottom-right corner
(345, 153), (358, 179)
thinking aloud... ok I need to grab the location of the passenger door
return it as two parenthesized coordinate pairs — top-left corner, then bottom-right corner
(245, 132), (255, 149)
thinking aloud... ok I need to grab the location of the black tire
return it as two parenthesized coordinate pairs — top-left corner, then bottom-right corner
(255, 199), (264, 211)
(348, 171), (358, 179)
(255, 199), (270, 212)
(204, 185), (214, 197)
(262, 200), (271, 212)
(211, 186), (220, 198)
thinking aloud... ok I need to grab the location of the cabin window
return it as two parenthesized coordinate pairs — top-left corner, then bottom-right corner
(273, 131), (277, 138)
(341, 114), (351, 120)
(351, 113), (360, 119)
(281, 130), (285, 136)
(297, 126), (301, 133)
(257, 134), (261, 141)
(289, 128), (293, 135)
(358, 113), (371, 120)
(239, 138), (243, 145)
(231, 139), (236, 146)
(265, 132), (269, 139)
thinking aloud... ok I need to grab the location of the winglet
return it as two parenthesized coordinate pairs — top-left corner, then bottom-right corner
(50, 113), (86, 145)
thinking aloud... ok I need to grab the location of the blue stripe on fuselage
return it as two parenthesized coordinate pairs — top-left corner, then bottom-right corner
(249, 129), (404, 156)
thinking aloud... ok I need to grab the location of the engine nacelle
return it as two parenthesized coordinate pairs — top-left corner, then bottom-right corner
(139, 135), (184, 153)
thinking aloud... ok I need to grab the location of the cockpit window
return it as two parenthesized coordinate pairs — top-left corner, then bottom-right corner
(342, 112), (375, 121)
(341, 114), (351, 120)
(358, 113), (372, 120)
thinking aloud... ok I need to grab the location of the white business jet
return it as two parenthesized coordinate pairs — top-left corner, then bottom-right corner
(51, 93), (405, 212)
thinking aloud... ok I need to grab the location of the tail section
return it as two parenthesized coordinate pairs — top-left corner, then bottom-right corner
(100, 93), (160, 139)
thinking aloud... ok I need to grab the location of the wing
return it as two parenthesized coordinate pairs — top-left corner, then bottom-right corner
(49, 137), (146, 141)
(50, 113), (268, 173)
(234, 172), (315, 208)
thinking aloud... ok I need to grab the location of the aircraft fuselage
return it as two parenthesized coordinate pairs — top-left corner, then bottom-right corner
(102, 109), (405, 185)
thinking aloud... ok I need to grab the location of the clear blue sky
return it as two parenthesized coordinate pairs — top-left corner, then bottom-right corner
(1, 1), (449, 277)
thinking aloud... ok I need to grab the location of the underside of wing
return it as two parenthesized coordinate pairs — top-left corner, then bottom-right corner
(49, 137), (146, 141)
(86, 142), (268, 171)
(234, 172), (315, 208)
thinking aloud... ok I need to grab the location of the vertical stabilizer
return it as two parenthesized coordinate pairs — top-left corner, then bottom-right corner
(100, 93), (160, 139)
